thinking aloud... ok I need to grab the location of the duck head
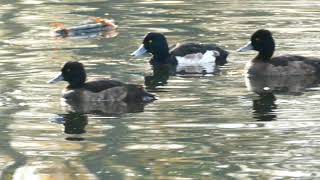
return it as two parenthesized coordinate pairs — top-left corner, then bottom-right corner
(238, 29), (275, 61)
(48, 61), (87, 88)
(131, 32), (170, 59)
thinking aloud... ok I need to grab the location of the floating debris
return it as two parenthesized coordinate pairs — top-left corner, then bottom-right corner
(50, 17), (118, 38)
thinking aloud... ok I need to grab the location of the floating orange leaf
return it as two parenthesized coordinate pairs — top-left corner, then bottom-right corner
(49, 22), (65, 28)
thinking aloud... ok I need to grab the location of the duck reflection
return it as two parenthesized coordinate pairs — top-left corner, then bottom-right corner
(144, 62), (218, 89)
(54, 100), (147, 141)
(246, 75), (320, 95)
(50, 112), (87, 141)
(55, 112), (87, 132)
(252, 92), (277, 121)
(61, 99), (146, 115)
(246, 75), (320, 121)
(144, 64), (173, 89)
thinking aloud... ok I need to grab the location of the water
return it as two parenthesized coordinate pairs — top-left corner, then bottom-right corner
(1, 0), (320, 179)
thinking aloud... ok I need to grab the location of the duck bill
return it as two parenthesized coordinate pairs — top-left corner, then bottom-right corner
(131, 44), (147, 57)
(48, 73), (64, 84)
(237, 41), (254, 52)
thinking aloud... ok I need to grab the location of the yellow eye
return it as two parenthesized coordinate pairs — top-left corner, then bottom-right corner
(148, 40), (153, 44)
(255, 38), (260, 41)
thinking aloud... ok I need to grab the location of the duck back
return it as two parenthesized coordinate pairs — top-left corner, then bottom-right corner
(248, 55), (320, 76)
(82, 79), (124, 92)
(64, 78), (155, 102)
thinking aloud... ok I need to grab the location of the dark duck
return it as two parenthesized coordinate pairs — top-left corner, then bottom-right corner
(131, 32), (229, 74)
(238, 29), (320, 76)
(48, 61), (155, 103)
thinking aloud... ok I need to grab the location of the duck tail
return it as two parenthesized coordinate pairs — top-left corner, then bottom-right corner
(206, 44), (229, 66)
(126, 84), (157, 102)
(142, 91), (157, 102)
(215, 48), (229, 66)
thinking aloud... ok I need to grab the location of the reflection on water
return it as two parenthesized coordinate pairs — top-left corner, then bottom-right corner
(1, 0), (320, 179)
(144, 64), (173, 89)
(245, 75), (320, 95)
(52, 112), (88, 135)
(61, 99), (146, 115)
(252, 92), (277, 121)
(246, 75), (320, 121)
(13, 162), (98, 180)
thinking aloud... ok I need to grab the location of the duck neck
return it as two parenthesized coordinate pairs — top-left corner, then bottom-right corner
(67, 74), (86, 89)
(153, 48), (170, 61)
(255, 47), (274, 62)
(68, 82), (84, 89)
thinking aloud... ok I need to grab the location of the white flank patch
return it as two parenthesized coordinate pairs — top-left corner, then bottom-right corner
(175, 50), (217, 74)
